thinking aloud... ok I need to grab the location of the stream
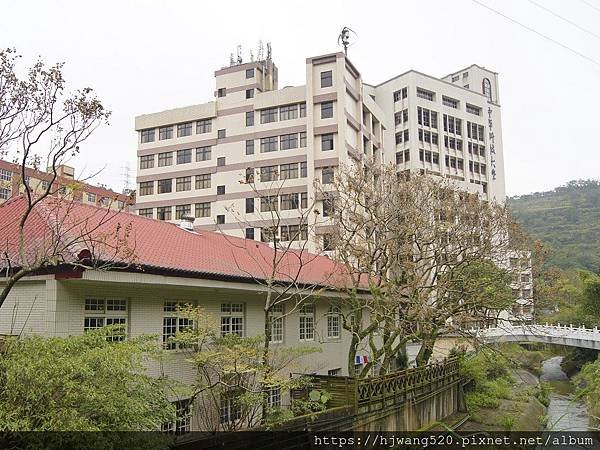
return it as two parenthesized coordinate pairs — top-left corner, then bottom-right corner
(540, 356), (590, 431)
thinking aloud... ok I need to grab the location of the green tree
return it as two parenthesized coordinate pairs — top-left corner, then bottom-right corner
(0, 329), (175, 438)
(170, 306), (320, 431)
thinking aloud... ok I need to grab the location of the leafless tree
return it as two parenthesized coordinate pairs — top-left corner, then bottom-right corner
(319, 161), (526, 374)
(212, 165), (334, 419)
(0, 48), (133, 309)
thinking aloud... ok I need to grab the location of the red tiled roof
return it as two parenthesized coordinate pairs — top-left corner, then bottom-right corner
(0, 159), (129, 202)
(0, 195), (362, 289)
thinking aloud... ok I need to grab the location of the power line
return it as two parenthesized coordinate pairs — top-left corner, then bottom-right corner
(470, 0), (600, 69)
(527, 0), (600, 41)
(579, 0), (600, 14)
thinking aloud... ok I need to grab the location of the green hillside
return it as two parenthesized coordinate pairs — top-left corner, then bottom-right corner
(508, 180), (600, 272)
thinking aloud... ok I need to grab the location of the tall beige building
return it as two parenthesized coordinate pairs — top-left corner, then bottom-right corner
(134, 50), (505, 250)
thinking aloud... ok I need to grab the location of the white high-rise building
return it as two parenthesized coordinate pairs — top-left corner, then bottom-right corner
(134, 50), (506, 251)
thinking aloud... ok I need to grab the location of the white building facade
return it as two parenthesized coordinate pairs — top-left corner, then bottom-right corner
(134, 52), (506, 249)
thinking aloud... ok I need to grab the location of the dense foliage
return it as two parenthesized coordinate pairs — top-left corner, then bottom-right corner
(0, 330), (174, 434)
(509, 179), (600, 272)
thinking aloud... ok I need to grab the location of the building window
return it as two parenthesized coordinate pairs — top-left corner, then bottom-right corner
(177, 123), (192, 137)
(393, 87), (408, 102)
(176, 176), (192, 192)
(217, 88), (226, 97)
(158, 152), (173, 167)
(321, 101), (334, 119)
(195, 202), (210, 218)
(87, 192), (97, 203)
(328, 368), (341, 376)
(299, 103), (306, 118)
(246, 111), (254, 126)
(300, 131), (307, 147)
(140, 155), (154, 169)
(175, 204), (191, 219)
(162, 399), (191, 434)
(246, 139), (254, 155)
(221, 303), (244, 337)
(196, 119), (212, 134)
(266, 388), (281, 409)
(176, 149), (192, 164)
(220, 391), (242, 424)
(196, 146), (211, 161)
(139, 181), (154, 196)
(466, 104), (481, 116)
(175, 205), (192, 219)
(299, 304), (315, 341)
(321, 133), (334, 151)
(245, 197), (254, 213)
(217, 129), (226, 139)
(84, 298), (127, 342)
(216, 214), (225, 224)
(140, 128), (155, 143)
(322, 234), (334, 251)
(260, 136), (278, 153)
(416, 87), (434, 101)
(260, 195), (278, 212)
(260, 107), (278, 124)
(300, 161), (307, 178)
(261, 226), (278, 242)
(157, 206), (172, 221)
(280, 104), (298, 121)
(246, 89), (254, 99)
(322, 197), (334, 217)
(245, 228), (254, 239)
(442, 96), (459, 109)
(159, 126), (173, 140)
(245, 167), (254, 183)
(327, 306), (341, 339)
(482, 78), (492, 101)
(217, 157), (226, 167)
(260, 165), (278, 182)
(322, 167), (334, 184)
(281, 223), (308, 241)
(269, 304), (284, 344)
(280, 193), (299, 210)
(158, 179), (172, 194)
(280, 163), (298, 180)
(163, 301), (194, 350)
(138, 208), (153, 218)
(195, 174), (211, 190)
(217, 185), (225, 195)
(280, 133), (298, 150)
(320, 70), (333, 88)
(246, 68), (254, 79)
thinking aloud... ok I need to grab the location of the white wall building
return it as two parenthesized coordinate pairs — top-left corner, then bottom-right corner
(134, 51), (506, 252)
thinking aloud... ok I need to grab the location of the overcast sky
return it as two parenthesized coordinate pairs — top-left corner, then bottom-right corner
(2, 0), (599, 196)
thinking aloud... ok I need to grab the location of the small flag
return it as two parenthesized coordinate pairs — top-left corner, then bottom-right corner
(355, 355), (362, 364)
(363, 355), (369, 364)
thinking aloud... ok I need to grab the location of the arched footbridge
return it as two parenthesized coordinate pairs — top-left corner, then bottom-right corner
(468, 324), (600, 350)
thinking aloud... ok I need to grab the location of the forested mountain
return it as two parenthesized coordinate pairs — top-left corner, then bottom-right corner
(509, 180), (600, 273)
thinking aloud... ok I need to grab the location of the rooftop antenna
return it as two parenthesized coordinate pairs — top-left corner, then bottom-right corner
(121, 162), (132, 194)
(266, 42), (272, 61)
(236, 45), (243, 65)
(229, 53), (235, 66)
(249, 50), (254, 62)
(338, 26), (357, 56)
(257, 40), (264, 61)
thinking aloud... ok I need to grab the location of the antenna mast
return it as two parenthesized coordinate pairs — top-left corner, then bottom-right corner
(338, 27), (356, 56)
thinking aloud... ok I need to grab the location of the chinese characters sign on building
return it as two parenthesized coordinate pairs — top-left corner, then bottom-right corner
(487, 107), (497, 181)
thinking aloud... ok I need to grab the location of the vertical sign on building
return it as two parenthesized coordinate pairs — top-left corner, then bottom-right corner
(487, 107), (497, 181)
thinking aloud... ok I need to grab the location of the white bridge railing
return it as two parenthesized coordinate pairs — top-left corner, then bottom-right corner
(465, 323), (600, 349)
